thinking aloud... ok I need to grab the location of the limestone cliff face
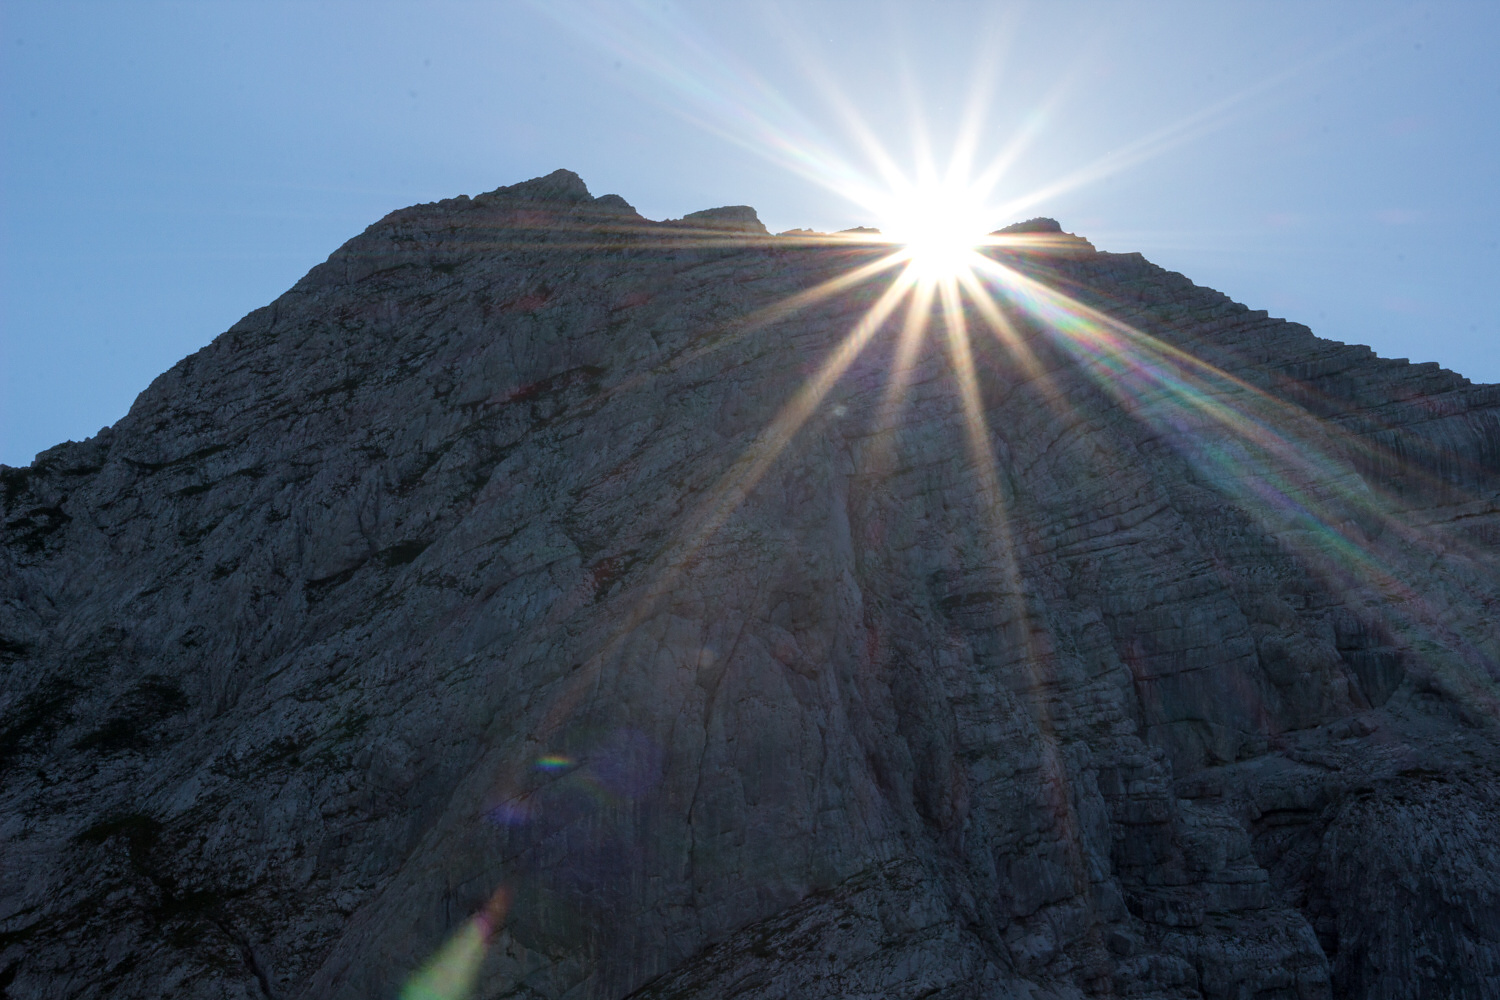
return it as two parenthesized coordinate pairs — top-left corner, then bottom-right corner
(1, 170), (1497, 1000)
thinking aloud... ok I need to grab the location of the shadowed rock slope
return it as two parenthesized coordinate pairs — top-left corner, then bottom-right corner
(2, 169), (1498, 1000)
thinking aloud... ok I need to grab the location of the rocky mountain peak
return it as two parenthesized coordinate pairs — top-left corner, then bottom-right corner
(995, 216), (1063, 234)
(677, 204), (769, 234)
(489, 166), (595, 203)
(1, 170), (1497, 1000)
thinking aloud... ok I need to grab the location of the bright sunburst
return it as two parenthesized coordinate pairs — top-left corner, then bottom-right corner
(879, 182), (991, 282)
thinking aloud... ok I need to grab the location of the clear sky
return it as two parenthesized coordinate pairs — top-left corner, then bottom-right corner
(2, 1), (1497, 467)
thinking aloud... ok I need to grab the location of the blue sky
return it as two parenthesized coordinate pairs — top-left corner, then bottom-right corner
(2, 0), (1497, 467)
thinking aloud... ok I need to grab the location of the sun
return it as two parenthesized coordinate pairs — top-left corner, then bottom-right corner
(879, 183), (991, 282)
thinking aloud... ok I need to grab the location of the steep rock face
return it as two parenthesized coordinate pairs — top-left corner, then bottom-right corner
(1, 169), (1497, 1000)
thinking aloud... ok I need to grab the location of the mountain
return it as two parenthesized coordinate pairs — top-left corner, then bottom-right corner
(2, 169), (1497, 1000)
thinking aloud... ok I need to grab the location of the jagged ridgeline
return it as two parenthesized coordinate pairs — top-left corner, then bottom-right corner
(2, 169), (1499, 1000)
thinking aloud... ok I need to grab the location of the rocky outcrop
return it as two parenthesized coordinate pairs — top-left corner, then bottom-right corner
(992, 217), (1095, 255)
(1, 169), (1496, 1000)
(676, 205), (768, 234)
(994, 218), (1063, 234)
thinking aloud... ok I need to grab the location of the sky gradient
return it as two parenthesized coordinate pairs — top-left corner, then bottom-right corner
(3, 0), (1497, 467)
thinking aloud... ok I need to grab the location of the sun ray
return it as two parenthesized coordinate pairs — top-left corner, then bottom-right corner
(503, 260), (921, 729)
(763, 4), (914, 199)
(581, 246), (909, 407)
(943, 10), (1018, 189)
(935, 273), (1090, 864)
(861, 272), (937, 479)
(666, 269), (917, 562)
(879, 272), (938, 417)
(973, 252), (1500, 685)
(953, 265), (1048, 386)
(986, 21), (1398, 224)
(935, 275), (1041, 668)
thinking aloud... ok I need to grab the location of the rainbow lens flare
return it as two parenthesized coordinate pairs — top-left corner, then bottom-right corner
(400, 888), (511, 1000)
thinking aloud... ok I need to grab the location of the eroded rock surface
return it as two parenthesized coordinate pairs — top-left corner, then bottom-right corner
(2, 169), (1497, 999)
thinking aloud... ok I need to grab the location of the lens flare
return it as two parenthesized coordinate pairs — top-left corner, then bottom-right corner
(400, 888), (511, 1000)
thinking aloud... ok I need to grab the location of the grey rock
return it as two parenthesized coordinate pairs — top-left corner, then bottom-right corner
(993, 218), (1063, 234)
(677, 205), (768, 234)
(1, 170), (1497, 1000)
(990, 218), (1094, 255)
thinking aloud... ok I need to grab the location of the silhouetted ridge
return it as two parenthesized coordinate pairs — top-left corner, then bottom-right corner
(995, 217), (1063, 234)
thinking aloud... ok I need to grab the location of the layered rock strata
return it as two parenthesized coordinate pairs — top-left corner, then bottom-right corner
(1, 169), (1497, 999)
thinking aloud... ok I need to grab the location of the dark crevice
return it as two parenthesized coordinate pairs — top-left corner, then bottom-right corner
(211, 917), (278, 1000)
